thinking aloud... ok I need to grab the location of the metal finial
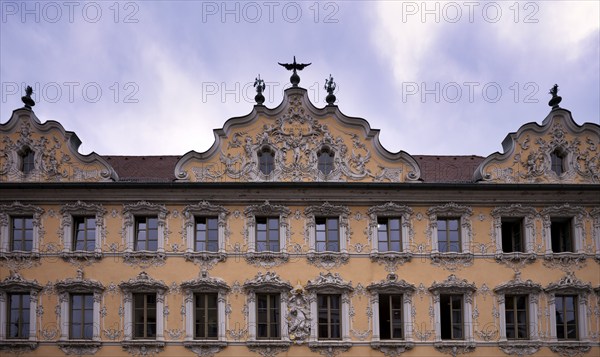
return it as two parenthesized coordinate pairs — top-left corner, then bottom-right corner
(548, 84), (562, 109)
(21, 85), (35, 109)
(254, 74), (266, 105)
(324, 74), (336, 105)
(278, 56), (311, 87)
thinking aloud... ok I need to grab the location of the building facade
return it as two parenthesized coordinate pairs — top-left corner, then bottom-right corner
(0, 77), (599, 357)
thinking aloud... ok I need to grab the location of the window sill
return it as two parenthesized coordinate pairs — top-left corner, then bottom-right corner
(0, 251), (40, 260)
(548, 341), (591, 356)
(247, 340), (291, 355)
(433, 341), (476, 355)
(58, 340), (102, 355)
(245, 251), (289, 268)
(498, 341), (541, 356)
(121, 340), (165, 355)
(308, 341), (352, 355)
(184, 340), (227, 356)
(370, 251), (412, 266)
(430, 252), (473, 271)
(371, 341), (414, 355)
(307, 251), (349, 269)
(123, 251), (166, 268)
(0, 340), (38, 353)
(495, 252), (536, 264)
(184, 251), (227, 263)
(61, 251), (103, 261)
(543, 252), (587, 270)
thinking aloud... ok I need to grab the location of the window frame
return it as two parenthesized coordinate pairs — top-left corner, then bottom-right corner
(119, 272), (167, 342)
(194, 293), (218, 340)
(317, 294), (341, 340)
(10, 216), (34, 252)
(258, 146), (275, 175)
(256, 293), (281, 340)
(491, 205), (537, 260)
(504, 294), (529, 340)
(317, 147), (335, 176)
(133, 293), (157, 339)
(134, 216), (159, 252)
(378, 294), (404, 340)
(554, 295), (578, 340)
(69, 293), (94, 340)
(376, 218), (402, 253)
(122, 202), (168, 255)
(244, 201), (290, 257)
(6, 293), (31, 339)
(194, 217), (219, 253)
(181, 274), (229, 343)
(0, 203), (43, 257)
(429, 274), (476, 343)
(550, 218), (573, 253)
(541, 205), (586, 255)
(305, 203), (350, 256)
(59, 202), (106, 258)
(545, 273), (591, 343)
(19, 147), (35, 174)
(255, 217), (280, 253)
(183, 201), (229, 259)
(428, 204), (472, 255)
(440, 294), (463, 340)
(315, 217), (340, 253)
(0, 272), (41, 344)
(436, 217), (461, 253)
(243, 272), (291, 342)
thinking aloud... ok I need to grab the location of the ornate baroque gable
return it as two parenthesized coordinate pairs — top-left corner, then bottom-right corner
(174, 87), (421, 183)
(0, 108), (117, 182)
(475, 108), (600, 183)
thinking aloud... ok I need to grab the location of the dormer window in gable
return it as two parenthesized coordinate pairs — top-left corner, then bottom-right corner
(550, 148), (566, 176)
(318, 147), (335, 175)
(258, 146), (275, 175)
(19, 147), (35, 174)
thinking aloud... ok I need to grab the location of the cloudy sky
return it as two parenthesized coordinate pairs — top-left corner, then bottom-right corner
(1, 1), (598, 157)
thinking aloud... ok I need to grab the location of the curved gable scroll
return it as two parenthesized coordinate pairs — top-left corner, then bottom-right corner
(0, 108), (118, 182)
(175, 87), (421, 183)
(475, 108), (600, 183)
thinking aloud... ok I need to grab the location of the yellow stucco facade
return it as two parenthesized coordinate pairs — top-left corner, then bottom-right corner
(0, 84), (599, 357)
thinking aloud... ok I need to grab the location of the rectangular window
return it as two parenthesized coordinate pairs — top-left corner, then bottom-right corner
(379, 294), (403, 339)
(438, 218), (460, 253)
(440, 294), (463, 340)
(133, 293), (156, 339)
(378, 218), (402, 252)
(505, 295), (528, 339)
(257, 293), (280, 339)
(256, 217), (280, 252)
(195, 217), (218, 252)
(194, 293), (218, 339)
(551, 218), (573, 253)
(73, 217), (96, 251)
(135, 217), (158, 251)
(315, 218), (339, 252)
(70, 294), (94, 339)
(555, 295), (577, 340)
(7, 293), (30, 339)
(11, 216), (33, 251)
(318, 294), (341, 340)
(502, 219), (524, 253)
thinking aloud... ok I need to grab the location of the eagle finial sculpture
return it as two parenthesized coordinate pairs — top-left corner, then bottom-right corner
(278, 56), (311, 87)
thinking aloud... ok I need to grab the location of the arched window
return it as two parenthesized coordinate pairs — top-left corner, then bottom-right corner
(258, 147), (274, 175)
(550, 149), (565, 175)
(20, 147), (35, 174)
(318, 147), (334, 175)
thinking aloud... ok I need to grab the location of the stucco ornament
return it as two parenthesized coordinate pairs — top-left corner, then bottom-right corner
(288, 283), (311, 343)
(177, 90), (420, 183)
(119, 271), (168, 293)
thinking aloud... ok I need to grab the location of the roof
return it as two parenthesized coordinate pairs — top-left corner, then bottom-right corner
(102, 155), (484, 183)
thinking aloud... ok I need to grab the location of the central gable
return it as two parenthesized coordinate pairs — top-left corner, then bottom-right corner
(175, 87), (420, 183)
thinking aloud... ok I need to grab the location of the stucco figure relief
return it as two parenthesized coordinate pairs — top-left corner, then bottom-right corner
(288, 284), (311, 343)
(0, 114), (117, 182)
(476, 113), (600, 184)
(177, 92), (420, 183)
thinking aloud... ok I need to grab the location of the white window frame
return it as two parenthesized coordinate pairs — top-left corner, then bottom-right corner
(0, 202), (44, 256)
(428, 203), (472, 255)
(55, 270), (104, 342)
(119, 272), (167, 342)
(60, 202), (106, 257)
(243, 272), (291, 342)
(367, 203), (412, 254)
(305, 203), (350, 254)
(592, 208), (600, 257)
(180, 274), (229, 343)
(545, 273), (592, 343)
(305, 273), (353, 343)
(541, 205), (586, 255)
(182, 201), (228, 254)
(122, 202), (168, 254)
(493, 273), (541, 342)
(244, 201), (290, 254)
(0, 272), (42, 343)
(429, 274), (476, 343)
(491, 205), (537, 257)
(367, 274), (415, 344)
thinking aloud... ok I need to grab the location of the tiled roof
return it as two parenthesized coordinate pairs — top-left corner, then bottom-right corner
(104, 156), (180, 182)
(415, 155), (485, 183)
(102, 155), (485, 183)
